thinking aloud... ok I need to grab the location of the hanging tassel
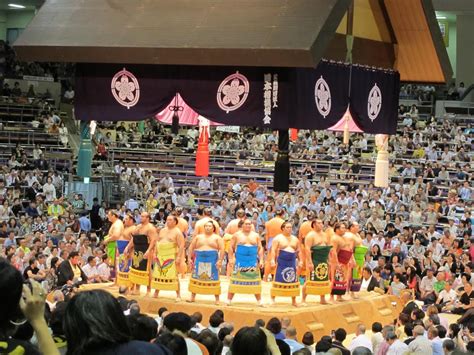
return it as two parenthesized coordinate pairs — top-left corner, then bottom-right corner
(343, 114), (350, 145)
(274, 129), (290, 192)
(195, 117), (210, 177)
(89, 120), (97, 136)
(290, 128), (298, 142)
(171, 112), (179, 135)
(374, 134), (389, 188)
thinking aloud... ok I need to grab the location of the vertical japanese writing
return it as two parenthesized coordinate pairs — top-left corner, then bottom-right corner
(263, 73), (272, 124)
(272, 74), (278, 108)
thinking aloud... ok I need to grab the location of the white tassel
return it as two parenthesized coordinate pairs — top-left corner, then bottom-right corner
(343, 115), (350, 145)
(89, 120), (97, 136)
(374, 134), (389, 188)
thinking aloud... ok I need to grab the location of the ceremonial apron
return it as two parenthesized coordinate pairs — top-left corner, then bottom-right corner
(305, 245), (332, 295)
(271, 250), (300, 298)
(129, 234), (150, 286)
(331, 249), (353, 296)
(188, 250), (221, 295)
(228, 245), (261, 295)
(151, 242), (178, 291)
(104, 235), (116, 267)
(116, 240), (131, 287)
(350, 245), (369, 292)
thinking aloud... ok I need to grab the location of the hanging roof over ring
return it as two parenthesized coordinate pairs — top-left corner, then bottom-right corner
(13, 0), (351, 67)
(14, 0), (452, 82)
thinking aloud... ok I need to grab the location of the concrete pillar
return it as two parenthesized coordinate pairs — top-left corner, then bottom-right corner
(0, 11), (7, 41)
(456, 15), (474, 86)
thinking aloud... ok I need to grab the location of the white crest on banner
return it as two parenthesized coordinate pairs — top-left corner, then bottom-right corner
(314, 76), (331, 118)
(111, 68), (140, 109)
(217, 71), (250, 113)
(368, 83), (382, 121)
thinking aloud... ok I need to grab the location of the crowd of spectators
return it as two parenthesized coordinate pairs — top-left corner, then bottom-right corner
(0, 40), (75, 82)
(1, 95), (474, 353)
(0, 40), (75, 109)
(2, 260), (474, 354)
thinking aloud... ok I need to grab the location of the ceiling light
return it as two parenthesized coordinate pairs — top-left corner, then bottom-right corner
(8, 3), (26, 9)
(436, 16), (447, 20)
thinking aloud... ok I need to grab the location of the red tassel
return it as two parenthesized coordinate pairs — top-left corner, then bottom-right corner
(195, 124), (209, 176)
(290, 128), (298, 142)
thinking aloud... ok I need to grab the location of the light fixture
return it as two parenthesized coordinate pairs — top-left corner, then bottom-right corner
(8, 3), (26, 9)
(436, 15), (447, 20)
(83, 177), (90, 184)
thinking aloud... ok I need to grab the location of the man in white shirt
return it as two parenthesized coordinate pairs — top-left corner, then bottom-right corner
(408, 325), (433, 354)
(231, 178), (242, 193)
(296, 176), (311, 190)
(97, 254), (111, 281)
(402, 115), (413, 127)
(370, 232), (386, 250)
(187, 127), (198, 140)
(371, 322), (384, 354)
(283, 326), (305, 353)
(32, 144), (43, 160)
(160, 173), (174, 189)
(335, 192), (349, 208)
(428, 326), (444, 355)
(436, 280), (457, 311)
(420, 268), (436, 303)
(386, 331), (408, 355)
(133, 163), (143, 179)
(293, 196), (306, 210)
(198, 177), (211, 192)
(267, 131), (277, 143)
(429, 239), (444, 264)
(426, 146), (439, 161)
(441, 147), (455, 162)
(401, 162), (416, 178)
(114, 162), (124, 174)
(359, 137), (368, 150)
(426, 225), (441, 240)
(82, 256), (101, 283)
(348, 324), (372, 352)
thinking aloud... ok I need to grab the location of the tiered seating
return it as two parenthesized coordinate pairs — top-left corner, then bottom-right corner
(0, 102), (73, 172)
(92, 100), (472, 217)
